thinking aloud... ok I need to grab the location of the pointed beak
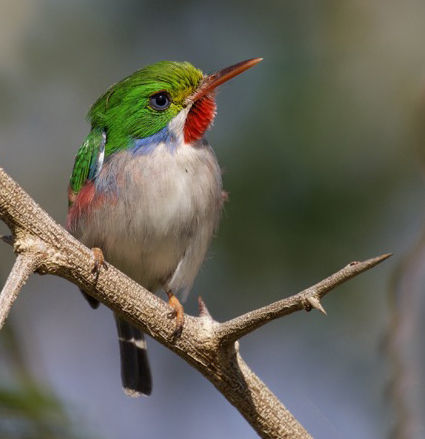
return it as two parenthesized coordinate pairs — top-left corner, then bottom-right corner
(188, 57), (263, 103)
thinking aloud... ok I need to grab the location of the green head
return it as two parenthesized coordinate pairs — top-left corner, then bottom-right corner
(88, 58), (262, 153)
(68, 58), (262, 204)
(89, 61), (202, 152)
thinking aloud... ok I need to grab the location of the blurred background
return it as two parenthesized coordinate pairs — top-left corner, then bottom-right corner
(1, 0), (425, 438)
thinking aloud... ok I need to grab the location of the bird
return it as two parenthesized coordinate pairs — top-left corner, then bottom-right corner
(66, 58), (262, 397)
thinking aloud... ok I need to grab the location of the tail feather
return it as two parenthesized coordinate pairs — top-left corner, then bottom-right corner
(115, 315), (152, 397)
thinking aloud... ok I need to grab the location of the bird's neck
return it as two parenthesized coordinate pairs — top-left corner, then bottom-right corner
(130, 108), (189, 155)
(131, 126), (176, 155)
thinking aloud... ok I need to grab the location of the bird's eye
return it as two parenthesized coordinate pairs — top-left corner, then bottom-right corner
(149, 92), (171, 111)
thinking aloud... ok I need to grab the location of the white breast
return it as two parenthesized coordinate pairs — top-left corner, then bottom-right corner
(79, 140), (223, 297)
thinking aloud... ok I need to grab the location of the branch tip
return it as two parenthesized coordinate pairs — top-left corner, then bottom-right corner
(365, 252), (392, 267)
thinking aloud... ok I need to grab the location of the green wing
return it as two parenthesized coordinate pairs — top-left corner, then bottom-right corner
(68, 128), (105, 206)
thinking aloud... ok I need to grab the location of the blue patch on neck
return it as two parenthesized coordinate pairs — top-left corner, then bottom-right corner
(131, 127), (177, 155)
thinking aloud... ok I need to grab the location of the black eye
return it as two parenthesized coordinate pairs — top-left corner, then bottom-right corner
(149, 92), (171, 111)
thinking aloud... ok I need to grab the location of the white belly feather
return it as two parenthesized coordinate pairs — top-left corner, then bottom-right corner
(78, 140), (223, 297)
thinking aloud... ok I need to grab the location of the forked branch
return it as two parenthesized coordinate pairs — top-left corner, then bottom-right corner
(0, 167), (390, 439)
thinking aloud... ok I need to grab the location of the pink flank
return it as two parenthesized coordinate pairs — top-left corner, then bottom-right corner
(67, 181), (105, 233)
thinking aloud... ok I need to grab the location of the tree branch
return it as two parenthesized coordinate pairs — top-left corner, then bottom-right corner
(0, 253), (41, 329)
(0, 167), (390, 439)
(216, 253), (391, 345)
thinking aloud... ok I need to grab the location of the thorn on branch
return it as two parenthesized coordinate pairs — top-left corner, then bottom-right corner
(0, 235), (14, 246)
(198, 296), (213, 320)
(304, 296), (327, 315)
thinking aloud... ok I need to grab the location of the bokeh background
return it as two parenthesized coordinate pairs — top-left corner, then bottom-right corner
(1, 1), (425, 438)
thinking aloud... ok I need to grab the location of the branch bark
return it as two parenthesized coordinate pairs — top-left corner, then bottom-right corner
(0, 167), (390, 439)
(0, 253), (41, 329)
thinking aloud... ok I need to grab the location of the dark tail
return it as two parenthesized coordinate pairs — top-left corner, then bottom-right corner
(115, 315), (152, 397)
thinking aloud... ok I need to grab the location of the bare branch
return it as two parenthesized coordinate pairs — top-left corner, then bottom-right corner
(0, 253), (40, 329)
(216, 254), (391, 345)
(0, 166), (390, 439)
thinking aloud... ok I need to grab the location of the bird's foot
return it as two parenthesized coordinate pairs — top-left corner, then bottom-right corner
(166, 290), (184, 338)
(91, 247), (108, 274)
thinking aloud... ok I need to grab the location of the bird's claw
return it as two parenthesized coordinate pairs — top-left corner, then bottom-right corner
(171, 325), (183, 339)
(166, 290), (184, 338)
(91, 247), (108, 274)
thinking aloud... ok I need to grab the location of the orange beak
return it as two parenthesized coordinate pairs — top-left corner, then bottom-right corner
(189, 57), (263, 103)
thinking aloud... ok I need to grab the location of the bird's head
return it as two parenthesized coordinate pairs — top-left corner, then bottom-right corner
(89, 58), (262, 151)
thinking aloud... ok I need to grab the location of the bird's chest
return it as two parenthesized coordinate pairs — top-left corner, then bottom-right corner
(79, 142), (222, 284)
(103, 143), (221, 235)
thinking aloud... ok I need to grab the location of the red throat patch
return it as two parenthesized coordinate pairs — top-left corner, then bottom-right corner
(184, 95), (216, 144)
